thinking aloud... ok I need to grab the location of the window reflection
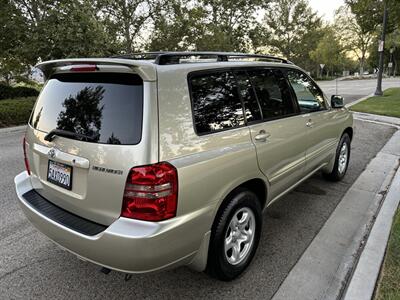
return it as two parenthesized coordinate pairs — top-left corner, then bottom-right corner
(248, 69), (295, 119)
(235, 72), (262, 122)
(57, 86), (105, 142)
(286, 70), (326, 112)
(30, 73), (143, 145)
(191, 72), (244, 134)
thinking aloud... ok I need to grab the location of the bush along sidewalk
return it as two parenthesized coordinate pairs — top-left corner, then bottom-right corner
(0, 84), (39, 100)
(350, 88), (400, 118)
(0, 97), (36, 128)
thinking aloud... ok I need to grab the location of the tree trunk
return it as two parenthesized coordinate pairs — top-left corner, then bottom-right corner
(359, 54), (365, 78)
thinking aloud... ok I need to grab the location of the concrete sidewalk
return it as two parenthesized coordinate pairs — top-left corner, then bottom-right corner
(344, 165), (400, 299)
(272, 123), (400, 300)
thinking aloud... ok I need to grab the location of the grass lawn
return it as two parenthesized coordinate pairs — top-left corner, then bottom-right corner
(0, 97), (36, 128)
(351, 88), (400, 118)
(375, 209), (400, 300)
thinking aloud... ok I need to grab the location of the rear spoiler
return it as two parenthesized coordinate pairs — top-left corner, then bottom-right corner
(35, 58), (157, 81)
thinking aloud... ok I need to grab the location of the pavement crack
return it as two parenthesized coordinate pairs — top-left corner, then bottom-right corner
(0, 257), (53, 280)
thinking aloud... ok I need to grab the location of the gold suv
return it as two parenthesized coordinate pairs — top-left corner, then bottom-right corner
(15, 52), (353, 281)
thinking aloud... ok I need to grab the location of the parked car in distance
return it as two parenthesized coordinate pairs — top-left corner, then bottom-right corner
(15, 52), (353, 281)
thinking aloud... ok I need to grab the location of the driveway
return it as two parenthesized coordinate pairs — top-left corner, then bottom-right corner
(317, 78), (400, 105)
(0, 120), (396, 299)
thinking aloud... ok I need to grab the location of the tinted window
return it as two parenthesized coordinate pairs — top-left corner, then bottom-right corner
(235, 71), (262, 123)
(30, 73), (143, 145)
(248, 69), (295, 120)
(286, 70), (326, 112)
(190, 72), (244, 134)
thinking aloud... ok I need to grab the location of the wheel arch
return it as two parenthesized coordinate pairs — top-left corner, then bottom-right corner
(343, 127), (353, 141)
(213, 178), (268, 225)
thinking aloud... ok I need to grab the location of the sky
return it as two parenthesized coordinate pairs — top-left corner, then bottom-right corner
(309, 0), (345, 21)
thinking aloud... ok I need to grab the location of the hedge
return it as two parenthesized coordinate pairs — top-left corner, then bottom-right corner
(0, 84), (39, 100)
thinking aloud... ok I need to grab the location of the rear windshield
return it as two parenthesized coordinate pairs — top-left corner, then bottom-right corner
(30, 72), (143, 145)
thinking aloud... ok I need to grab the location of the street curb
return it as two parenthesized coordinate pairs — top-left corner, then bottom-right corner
(343, 162), (400, 299)
(345, 94), (373, 108)
(0, 125), (27, 135)
(272, 125), (400, 300)
(353, 112), (400, 128)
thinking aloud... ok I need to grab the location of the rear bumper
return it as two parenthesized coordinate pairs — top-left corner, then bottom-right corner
(14, 171), (212, 273)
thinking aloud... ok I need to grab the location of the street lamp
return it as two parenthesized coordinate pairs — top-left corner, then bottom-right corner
(374, 0), (388, 96)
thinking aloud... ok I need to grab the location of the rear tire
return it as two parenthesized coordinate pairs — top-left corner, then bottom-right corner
(323, 133), (351, 181)
(206, 188), (262, 281)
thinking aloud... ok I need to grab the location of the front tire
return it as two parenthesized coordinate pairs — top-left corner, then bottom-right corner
(206, 189), (262, 281)
(324, 133), (351, 181)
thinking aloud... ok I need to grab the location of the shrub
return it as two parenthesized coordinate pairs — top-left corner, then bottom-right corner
(0, 84), (39, 100)
(0, 97), (36, 127)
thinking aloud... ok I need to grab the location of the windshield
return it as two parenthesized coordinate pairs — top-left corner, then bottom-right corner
(30, 72), (143, 145)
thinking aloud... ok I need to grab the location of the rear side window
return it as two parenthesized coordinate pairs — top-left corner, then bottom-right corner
(30, 73), (143, 145)
(247, 69), (296, 120)
(190, 71), (244, 135)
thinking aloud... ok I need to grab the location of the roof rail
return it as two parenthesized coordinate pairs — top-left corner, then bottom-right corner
(110, 52), (292, 65)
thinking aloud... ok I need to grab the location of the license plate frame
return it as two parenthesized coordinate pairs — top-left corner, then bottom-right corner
(47, 160), (73, 190)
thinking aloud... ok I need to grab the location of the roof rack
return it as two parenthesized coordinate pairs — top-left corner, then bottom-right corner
(110, 52), (292, 65)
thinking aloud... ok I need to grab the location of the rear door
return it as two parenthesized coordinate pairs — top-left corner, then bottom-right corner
(285, 69), (339, 174)
(237, 69), (308, 201)
(25, 69), (157, 225)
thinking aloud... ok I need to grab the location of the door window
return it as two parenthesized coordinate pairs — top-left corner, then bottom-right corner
(286, 70), (326, 113)
(235, 71), (262, 123)
(247, 69), (296, 120)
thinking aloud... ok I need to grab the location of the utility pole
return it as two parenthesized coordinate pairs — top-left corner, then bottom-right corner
(389, 47), (395, 77)
(375, 0), (388, 96)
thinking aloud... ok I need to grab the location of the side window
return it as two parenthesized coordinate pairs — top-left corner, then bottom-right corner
(190, 71), (244, 134)
(235, 71), (262, 123)
(286, 70), (326, 113)
(247, 69), (296, 121)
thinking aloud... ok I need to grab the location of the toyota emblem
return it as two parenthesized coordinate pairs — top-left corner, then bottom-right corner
(48, 148), (56, 158)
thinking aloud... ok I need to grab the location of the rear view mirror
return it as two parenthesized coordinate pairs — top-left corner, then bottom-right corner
(331, 95), (344, 108)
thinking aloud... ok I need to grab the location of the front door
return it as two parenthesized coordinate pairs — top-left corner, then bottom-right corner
(285, 69), (339, 174)
(235, 69), (308, 201)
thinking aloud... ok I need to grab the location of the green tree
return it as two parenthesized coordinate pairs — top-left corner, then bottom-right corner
(196, 0), (265, 51)
(98, 0), (161, 53)
(334, 5), (376, 75)
(345, 0), (400, 34)
(12, 0), (119, 61)
(149, 0), (266, 52)
(255, 0), (323, 72)
(148, 0), (208, 51)
(310, 27), (347, 78)
(0, 0), (31, 84)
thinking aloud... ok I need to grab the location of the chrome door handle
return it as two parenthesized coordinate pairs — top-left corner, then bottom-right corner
(254, 131), (271, 142)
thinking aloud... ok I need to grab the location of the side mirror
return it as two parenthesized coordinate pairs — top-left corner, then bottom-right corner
(331, 95), (344, 108)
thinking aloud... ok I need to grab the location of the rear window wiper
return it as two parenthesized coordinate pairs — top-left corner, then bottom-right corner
(44, 129), (99, 142)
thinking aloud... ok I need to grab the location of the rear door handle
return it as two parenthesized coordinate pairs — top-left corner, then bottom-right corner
(254, 130), (271, 142)
(306, 119), (314, 128)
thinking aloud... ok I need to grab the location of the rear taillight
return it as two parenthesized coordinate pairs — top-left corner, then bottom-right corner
(23, 136), (30, 175)
(121, 162), (178, 221)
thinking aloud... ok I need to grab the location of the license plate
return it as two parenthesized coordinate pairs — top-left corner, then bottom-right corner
(47, 160), (73, 190)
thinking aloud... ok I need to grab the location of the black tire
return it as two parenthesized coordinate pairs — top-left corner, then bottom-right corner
(323, 133), (351, 181)
(206, 188), (262, 281)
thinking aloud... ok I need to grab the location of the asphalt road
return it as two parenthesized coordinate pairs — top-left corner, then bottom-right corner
(317, 77), (400, 104)
(0, 120), (396, 299)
